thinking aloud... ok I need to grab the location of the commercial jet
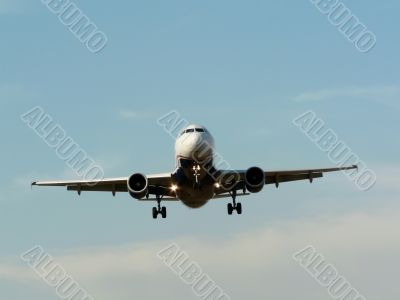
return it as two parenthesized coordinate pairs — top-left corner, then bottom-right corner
(32, 125), (357, 219)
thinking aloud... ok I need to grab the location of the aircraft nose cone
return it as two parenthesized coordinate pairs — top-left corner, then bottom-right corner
(192, 134), (204, 147)
(191, 134), (213, 161)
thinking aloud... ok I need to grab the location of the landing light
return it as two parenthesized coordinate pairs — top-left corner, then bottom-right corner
(171, 185), (178, 192)
(215, 183), (221, 188)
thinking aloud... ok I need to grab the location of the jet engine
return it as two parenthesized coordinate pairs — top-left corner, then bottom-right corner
(127, 173), (148, 199)
(245, 167), (265, 193)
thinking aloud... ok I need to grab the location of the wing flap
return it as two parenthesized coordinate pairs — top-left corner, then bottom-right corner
(264, 165), (357, 176)
(32, 177), (128, 187)
(266, 172), (323, 186)
(33, 173), (174, 197)
(67, 184), (128, 192)
(217, 165), (357, 188)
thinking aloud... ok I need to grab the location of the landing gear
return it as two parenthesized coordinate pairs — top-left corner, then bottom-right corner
(227, 203), (233, 215)
(161, 207), (167, 219)
(152, 207), (158, 219)
(227, 202), (242, 215)
(236, 202), (242, 215)
(192, 164), (201, 189)
(227, 189), (242, 215)
(153, 195), (167, 219)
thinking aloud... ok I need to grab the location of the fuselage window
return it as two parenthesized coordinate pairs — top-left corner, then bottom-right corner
(180, 128), (201, 136)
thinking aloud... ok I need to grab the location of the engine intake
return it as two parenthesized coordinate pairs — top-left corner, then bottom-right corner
(245, 167), (265, 193)
(127, 173), (148, 199)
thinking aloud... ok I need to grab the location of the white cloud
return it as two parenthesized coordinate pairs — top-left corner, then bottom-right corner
(293, 86), (400, 109)
(0, 264), (39, 282)
(2, 164), (398, 298)
(1, 206), (400, 299)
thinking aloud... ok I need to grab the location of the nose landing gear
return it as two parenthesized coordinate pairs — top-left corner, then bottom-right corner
(192, 164), (201, 187)
(227, 189), (242, 215)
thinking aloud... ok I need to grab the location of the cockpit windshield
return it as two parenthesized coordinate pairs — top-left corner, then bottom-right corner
(180, 128), (205, 136)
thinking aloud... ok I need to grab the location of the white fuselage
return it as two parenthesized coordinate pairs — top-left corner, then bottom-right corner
(172, 125), (216, 208)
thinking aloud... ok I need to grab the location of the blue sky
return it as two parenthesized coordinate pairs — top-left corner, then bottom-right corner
(0, 0), (399, 299)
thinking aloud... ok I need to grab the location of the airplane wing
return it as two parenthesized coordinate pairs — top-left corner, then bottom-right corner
(215, 165), (358, 194)
(263, 165), (358, 187)
(32, 166), (357, 200)
(32, 173), (177, 198)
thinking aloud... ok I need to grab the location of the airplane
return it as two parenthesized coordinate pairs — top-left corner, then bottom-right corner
(32, 124), (357, 219)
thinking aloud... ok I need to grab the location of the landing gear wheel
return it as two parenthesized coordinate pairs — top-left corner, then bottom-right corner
(152, 207), (158, 219)
(236, 203), (242, 215)
(227, 203), (233, 215)
(161, 207), (167, 219)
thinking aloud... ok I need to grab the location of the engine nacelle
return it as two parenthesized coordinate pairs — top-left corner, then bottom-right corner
(127, 173), (148, 199)
(245, 167), (265, 193)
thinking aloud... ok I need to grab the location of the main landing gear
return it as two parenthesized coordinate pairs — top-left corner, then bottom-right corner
(227, 189), (242, 215)
(153, 195), (167, 219)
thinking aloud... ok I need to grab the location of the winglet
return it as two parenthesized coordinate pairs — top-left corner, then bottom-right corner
(31, 181), (37, 189)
